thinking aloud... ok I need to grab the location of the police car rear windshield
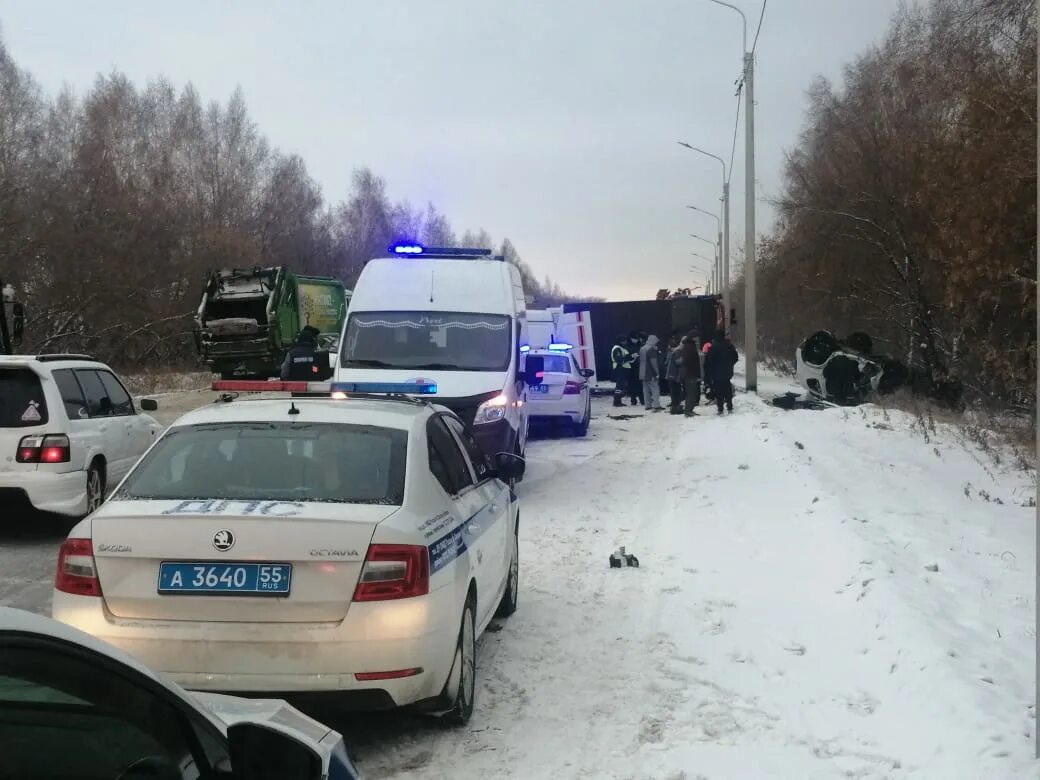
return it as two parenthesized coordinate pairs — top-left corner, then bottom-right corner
(341, 311), (511, 372)
(115, 422), (407, 505)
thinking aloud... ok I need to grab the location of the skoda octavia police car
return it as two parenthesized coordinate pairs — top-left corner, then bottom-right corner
(521, 344), (594, 435)
(52, 380), (524, 725)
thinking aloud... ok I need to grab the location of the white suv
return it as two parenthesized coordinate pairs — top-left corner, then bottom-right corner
(0, 355), (162, 517)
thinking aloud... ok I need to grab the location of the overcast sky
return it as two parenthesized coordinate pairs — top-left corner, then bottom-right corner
(0, 0), (902, 301)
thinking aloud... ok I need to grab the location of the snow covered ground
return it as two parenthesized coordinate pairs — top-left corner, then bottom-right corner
(1, 364), (1036, 778)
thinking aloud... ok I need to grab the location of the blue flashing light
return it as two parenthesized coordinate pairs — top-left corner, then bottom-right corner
(548, 343), (573, 352)
(332, 381), (438, 395)
(519, 345), (531, 353)
(390, 243), (425, 255)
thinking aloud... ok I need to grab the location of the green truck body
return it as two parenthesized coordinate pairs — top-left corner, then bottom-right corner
(193, 267), (349, 379)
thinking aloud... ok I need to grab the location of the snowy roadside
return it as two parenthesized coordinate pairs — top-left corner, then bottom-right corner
(347, 365), (1036, 779)
(1, 362), (1034, 777)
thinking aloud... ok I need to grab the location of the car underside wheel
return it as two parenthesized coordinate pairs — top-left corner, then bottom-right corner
(573, 398), (591, 437)
(85, 462), (105, 515)
(495, 525), (519, 618)
(436, 596), (476, 726)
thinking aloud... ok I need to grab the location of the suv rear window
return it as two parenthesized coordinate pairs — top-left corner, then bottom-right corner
(0, 368), (49, 428)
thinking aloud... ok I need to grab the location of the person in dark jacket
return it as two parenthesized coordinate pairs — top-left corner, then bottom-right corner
(626, 331), (644, 406)
(664, 334), (684, 414)
(610, 335), (634, 407)
(679, 331), (702, 416)
(281, 327), (326, 380)
(703, 331), (739, 414)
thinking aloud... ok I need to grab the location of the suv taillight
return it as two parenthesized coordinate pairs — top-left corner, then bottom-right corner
(55, 538), (102, 597)
(563, 381), (582, 395)
(352, 544), (429, 602)
(17, 434), (71, 464)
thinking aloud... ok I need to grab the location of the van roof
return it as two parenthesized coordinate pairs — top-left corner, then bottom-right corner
(349, 257), (523, 316)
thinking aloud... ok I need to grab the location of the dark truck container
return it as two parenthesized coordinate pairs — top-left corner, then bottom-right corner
(562, 295), (724, 387)
(194, 267), (349, 379)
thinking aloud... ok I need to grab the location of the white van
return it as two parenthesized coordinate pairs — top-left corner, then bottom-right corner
(335, 245), (533, 462)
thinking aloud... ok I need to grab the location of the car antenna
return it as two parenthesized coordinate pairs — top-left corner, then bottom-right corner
(288, 402), (300, 416)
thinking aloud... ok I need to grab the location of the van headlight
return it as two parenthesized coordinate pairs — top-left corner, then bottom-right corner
(473, 394), (509, 425)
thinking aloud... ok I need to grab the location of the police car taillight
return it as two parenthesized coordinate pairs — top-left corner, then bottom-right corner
(55, 538), (102, 597)
(353, 544), (429, 601)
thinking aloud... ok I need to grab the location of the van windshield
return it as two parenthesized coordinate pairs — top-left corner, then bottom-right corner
(341, 312), (512, 372)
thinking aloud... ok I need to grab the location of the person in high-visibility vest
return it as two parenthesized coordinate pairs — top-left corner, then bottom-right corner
(610, 335), (634, 407)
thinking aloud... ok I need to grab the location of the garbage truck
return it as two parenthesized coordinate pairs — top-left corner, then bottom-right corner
(194, 267), (349, 379)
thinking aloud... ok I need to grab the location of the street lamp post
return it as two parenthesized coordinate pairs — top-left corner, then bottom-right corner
(690, 251), (715, 293)
(686, 205), (722, 296)
(678, 142), (729, 331)
(706, 0), (757, 391)
(689, 234), (719, 291)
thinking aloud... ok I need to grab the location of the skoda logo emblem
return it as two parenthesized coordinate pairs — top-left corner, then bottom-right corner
(212, 529), (235, 552)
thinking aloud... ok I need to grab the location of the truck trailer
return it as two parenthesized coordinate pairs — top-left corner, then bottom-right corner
(562, 295), (724, 391)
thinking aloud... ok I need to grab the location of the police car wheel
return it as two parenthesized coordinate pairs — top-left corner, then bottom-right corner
(495, 527), (519, 618)
(438, 596), (476, 726)
(573, 399), (590, 437)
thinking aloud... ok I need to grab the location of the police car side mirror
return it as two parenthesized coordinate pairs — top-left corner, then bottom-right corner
(579, 369), (594, 379)
(227, 722), (323, 780)
(730, 308), (738, 326)
(495, 452), (525, 481)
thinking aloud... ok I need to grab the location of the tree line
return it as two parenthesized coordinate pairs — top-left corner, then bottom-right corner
(0, 36), (589, 369)
(730, 0), (1036, 412)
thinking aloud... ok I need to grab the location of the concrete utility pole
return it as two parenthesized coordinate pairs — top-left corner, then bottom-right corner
(706, 0), (757, 391)
(743, 48), (757, 391)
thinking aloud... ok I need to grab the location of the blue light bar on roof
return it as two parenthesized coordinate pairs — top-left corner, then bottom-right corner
(388, 243), (493, 258)
(548, 343), (573, 352)
(331, 381), (438, 395)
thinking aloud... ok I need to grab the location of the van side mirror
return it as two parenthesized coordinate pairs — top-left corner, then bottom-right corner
(730, 308), (738, 326)
(524, 355), (545, 385)
(139, 398), (159, 412)
(495, 452), (526, 482)
(228, 722), (323, 780)
(12, 302), (24, 344)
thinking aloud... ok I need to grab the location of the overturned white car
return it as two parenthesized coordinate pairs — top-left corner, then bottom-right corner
(795, 331), (907, 405)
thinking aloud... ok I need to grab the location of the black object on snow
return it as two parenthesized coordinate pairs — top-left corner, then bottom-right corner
(609, 547), (640, 568)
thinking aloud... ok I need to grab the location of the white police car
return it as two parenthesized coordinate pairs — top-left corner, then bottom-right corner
(51, 380), (523, 725)
(522, 344), (594, 435)
(1, 605), (359, 779)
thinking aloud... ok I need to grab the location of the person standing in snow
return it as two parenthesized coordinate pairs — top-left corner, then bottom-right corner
(680, 331), (702, 416)
(610, 335), (634, 408)
(626, 332), (644, 406)
(665, 334), (685, 415)
(638, 334), (664, 411)
(703, 331), (739, 414)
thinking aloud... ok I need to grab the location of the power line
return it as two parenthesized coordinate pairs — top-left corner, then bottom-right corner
(751, 0), (767, 56)
(727, 83), (742, 186)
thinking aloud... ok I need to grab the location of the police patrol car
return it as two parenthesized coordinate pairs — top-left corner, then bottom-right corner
(51, 379), (524, 725)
